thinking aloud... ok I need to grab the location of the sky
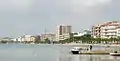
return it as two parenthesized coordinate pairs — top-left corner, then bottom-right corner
(0, 0), (120, 37)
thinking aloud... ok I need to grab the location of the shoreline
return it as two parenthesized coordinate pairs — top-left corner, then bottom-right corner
(0, 43), (120, 47)
(54, 43), (120, 47)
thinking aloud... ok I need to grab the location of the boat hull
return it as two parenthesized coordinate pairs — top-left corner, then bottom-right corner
(71, 51), (79, 54)
(110, 53), (120, 56)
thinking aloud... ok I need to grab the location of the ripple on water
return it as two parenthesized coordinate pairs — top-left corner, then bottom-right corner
(0, 44), (120, 61)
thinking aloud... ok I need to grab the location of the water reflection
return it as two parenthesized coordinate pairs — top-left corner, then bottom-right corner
(58, 48), (120, 61)
(0, 44), (120, 61)
(59, 54), (103, 61)
(59, 53), (120, 61)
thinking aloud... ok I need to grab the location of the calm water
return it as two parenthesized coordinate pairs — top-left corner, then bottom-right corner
(0, 44), (119, 61)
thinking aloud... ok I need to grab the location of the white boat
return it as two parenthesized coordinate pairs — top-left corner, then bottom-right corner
(70, 47), (80, 54)
(110, 53), (120, 56)
(70, 47), (88, 54)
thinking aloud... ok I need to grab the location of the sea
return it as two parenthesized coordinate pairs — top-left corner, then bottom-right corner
(0, 44), (120, 61)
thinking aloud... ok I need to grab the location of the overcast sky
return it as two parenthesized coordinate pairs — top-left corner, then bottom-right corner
(0, 0), (120, 37)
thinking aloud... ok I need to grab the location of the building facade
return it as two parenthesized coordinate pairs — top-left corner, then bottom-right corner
(40, 34), (55, 41)
(73, 30), (92, 37)
(92, 21), (120, 38)
(17, 35), (35, 42)
(56, 25), (72, 41)
(117, 27), (120, 37)
(35, 35), (41, 41)
(92, 24), (101, 38)
(0, 37), (13, 41)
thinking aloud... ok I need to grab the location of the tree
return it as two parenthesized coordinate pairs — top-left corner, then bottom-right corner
(1, 40), (7, 43)
(34, 39), (41, 44)
(94, 38), (101, 44)
(44, 38), (50, 44)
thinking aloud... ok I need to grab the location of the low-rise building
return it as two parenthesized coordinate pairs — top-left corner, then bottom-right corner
(17, 37), (22, 42)
(58, 33), (71, 40)
(73, 30), (92, 37)
(40, 34), (55, 41)
(0, 37), (12, 41)
(0, 37), (17, 43)
(11, 38), (17, 41)
(35, 35), (41, 41)
(17, 35), (35, 42)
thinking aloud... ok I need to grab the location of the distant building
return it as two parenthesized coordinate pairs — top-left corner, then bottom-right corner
(17, 37), (22, 42)
(55, 25), (72, 41)
(11, 38), (17, 41)
(73, 30), (92, 37)
(92, 21), (120, 38)
(17, 35), (35, 42)
(35, 35), (41, 41)
(92, 24), (101, 38)
(0, 37), (13, 41)
(40, 34), (55, 41)
(117, 27), (120, 37)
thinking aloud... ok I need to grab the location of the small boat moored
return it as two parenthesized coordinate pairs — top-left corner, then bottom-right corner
(70, 47), (80, 54)
(110, 53), (120, 56)
(110, 51), (120, 56)
(70, 47), (88, 54)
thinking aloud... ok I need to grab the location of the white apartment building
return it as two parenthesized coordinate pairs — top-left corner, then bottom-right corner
(117, 27), (120, 37)
(92, 21), (120, 38)
(56, 25), (72, 41)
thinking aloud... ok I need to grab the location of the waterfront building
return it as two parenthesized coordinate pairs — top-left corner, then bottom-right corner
(92, 24), (101, 38)
(17, 35), (35, 42)
(30, 36), (36, 42)
(0, 37), (13, 41)
(10, 38), (17, 41)
(40, 33), (55, 41)
(92, 21), (120, 38)
(73, 30), (92, 37)
(17, 37), (22, 42)
(55, 25), (72, 41)
(35, 35), (41, 41)
(117, 26), (120, 37)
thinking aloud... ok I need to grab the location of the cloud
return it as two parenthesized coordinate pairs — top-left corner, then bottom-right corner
(71, 0), (112, 7)
(0, 0), (32, 10)
(54, 0), (114, 31)
(57, 0), (113, 12)
(0, 0), (117, 37)
(56, 0), (113, 19)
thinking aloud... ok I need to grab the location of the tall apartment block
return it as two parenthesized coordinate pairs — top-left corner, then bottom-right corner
(56, 25), (72, 41)
(92, 21), (120, 38)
